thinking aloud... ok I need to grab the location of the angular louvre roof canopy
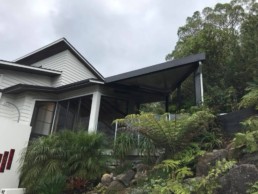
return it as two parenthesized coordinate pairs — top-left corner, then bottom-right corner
(14, 38), (104, 81)
(106, 53), (205, 95)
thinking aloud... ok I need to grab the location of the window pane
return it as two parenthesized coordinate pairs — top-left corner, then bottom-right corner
(66, 98), (79, 130)
(76, 95), (92, 130)
(98, 96), (128, 139)
(55, 101), (68, 131)
(31, 102), (56, 137)
(54, 95), (92, 132)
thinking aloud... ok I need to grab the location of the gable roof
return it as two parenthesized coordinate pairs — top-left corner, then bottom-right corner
(13, 38), (104, 81)
(0, 60), (62, 76)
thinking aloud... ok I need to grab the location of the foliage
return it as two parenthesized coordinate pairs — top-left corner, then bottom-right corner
(116, 109), (220, 156)
(113, 131), (157, 163)
(239, 79), (258, 110)
(234, 116), (258, 153)
(113, 132), (136, 161)
(139, 158), (235, 194)
(192, 159), (236, 194)
(166, 0), (258, 112)
(140, 102), (166, 114)
(19, 131), (108, 194)
(173, 143), (205, 165)
(247, 181), (258, 194)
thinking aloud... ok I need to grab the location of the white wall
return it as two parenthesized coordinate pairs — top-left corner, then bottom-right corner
(31, 50), (97, 87)
(0, 118), (31, 189)
(0, 188), (25, 194)
(0, 92), (58, 125)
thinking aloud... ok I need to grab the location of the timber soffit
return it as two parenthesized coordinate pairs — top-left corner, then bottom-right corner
(13, 38), (104, 81)
(0, 60), (62, 76)
(2, 78), (104, 94)
(105, 53), (205, 83)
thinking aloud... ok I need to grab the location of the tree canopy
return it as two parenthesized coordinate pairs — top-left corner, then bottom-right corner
(166, 0), (258, 112)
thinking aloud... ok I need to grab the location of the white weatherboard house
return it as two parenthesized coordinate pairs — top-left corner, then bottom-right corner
(0, 38), (204, 191)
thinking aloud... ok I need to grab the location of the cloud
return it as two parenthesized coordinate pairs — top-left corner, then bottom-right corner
(0, 0), (230, 76)
(0, 0), (58, 59)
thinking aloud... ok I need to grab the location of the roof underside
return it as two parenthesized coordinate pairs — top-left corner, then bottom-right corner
(105, 53), (205, 103)
(0, 60), (62, 76)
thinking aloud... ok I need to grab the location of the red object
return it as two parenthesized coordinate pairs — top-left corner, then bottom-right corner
(6, 149), (15, 170)
(0, 154), (2, 164)
(0, 151), (9, 173)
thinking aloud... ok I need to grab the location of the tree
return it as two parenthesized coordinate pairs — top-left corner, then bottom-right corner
(116, 109), (220, 157)
(166, 0), (258, 112)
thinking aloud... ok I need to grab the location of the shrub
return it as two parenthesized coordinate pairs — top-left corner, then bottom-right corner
(19, 131), (108, 194)
(239, 79), (258, 110)
(234, 116), (258, 153)
(115, 109), (220, 157)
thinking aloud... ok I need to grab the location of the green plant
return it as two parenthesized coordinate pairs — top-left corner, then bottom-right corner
(173, 143), (205, 165)
(247, 181), (258, 194)
(138, 136), (157, 163)
(116, 109), (217, 156)
(199, 130), (223, 151)
(34, 173), (66, 194)
(113, 132), (136, 161)
(239, 79), (258, 110)
(234, 117), (258, 153)
(19, 131), (108, 194)
(143, 159), (235, 194)
(193, 159), (236, 194)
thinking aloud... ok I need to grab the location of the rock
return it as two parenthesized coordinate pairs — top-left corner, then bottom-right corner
(239, 152), (258, 168)
(134, 163), (150, 173)
(196, 149), (228, 176)
(101, 173), (113, 186)
(117, 169), (136, 187)
(217, 164), (258, 194)
(124, 187), (148, 194)
(106, 180), (125, 193)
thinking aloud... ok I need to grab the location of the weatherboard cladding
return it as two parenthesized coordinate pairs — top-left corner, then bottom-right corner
(31, 50), (97, 87)
(14, 38), (104, 81)
(0, 94), (19, 122)
(0, 92), (57, 124)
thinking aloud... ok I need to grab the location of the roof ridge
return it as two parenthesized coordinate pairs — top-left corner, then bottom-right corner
(12, 38), (104, 81)
(13, 38), (66, 62)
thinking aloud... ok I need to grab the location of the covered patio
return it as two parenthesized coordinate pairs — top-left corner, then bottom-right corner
(94, 53), (205, 137)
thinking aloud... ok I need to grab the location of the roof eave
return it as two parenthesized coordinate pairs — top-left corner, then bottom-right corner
(0, 61), (62, 76)
(2, 78), (104, 94)
(105, 53), (205, 83)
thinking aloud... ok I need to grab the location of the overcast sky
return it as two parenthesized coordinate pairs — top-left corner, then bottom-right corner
(0, 0), (230, 77)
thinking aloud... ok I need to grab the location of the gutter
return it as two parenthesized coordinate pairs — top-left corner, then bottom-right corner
(2, 78), (104, 94)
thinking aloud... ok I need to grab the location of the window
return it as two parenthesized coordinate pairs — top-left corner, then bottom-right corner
(54, 95), (92, 132)
(98, 96), (128, 139)
(0, 74), (3, 88)
(30, 101), (56, 138)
